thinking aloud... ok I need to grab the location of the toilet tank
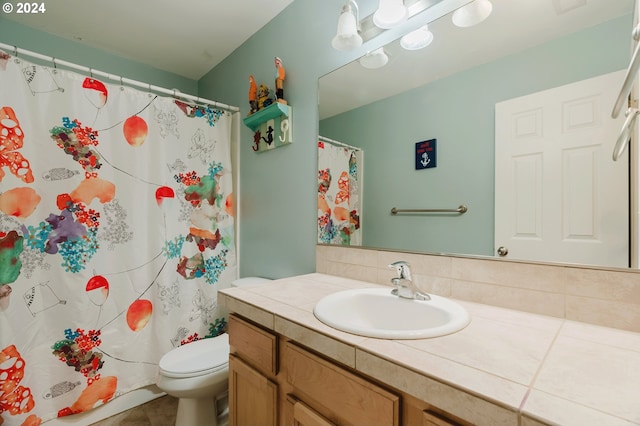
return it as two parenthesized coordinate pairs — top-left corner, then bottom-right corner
(231, 277), (272, 287)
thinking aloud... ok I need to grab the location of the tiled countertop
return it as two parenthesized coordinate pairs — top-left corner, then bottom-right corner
(218, 273), (640, 426)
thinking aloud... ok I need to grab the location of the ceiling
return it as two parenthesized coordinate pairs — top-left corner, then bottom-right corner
(2, 0), (294, 80)
(320, 0), (634, 119)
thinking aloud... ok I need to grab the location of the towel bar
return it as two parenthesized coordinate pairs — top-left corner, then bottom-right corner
(390, 205), (468, 214)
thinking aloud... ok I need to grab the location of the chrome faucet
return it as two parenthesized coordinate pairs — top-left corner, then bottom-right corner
(388, 261), (430, 301)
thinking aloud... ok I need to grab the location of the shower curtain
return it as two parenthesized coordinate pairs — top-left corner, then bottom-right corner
(0, 51), (237, 424)
(317, 140), (362, 246)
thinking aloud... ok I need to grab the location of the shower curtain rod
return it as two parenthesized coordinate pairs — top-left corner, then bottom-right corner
(0, 42), (240, 113)
(318, 135), (362, 151)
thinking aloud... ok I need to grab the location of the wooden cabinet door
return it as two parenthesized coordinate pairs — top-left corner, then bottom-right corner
(229, 353), (278, 426)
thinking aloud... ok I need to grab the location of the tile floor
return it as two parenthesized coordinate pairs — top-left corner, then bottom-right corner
(90, 395), (178, 426)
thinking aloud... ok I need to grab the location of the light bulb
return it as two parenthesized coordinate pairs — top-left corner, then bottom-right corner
(359, 48), (389, 69)
(373, 0), (408, 29)
(332, 4), (363, 51)
(452, 0), (493, 28)
(400, 25), (434, 50)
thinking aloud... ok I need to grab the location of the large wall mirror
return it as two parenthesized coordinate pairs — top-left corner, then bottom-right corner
(318, 0), (636, 269)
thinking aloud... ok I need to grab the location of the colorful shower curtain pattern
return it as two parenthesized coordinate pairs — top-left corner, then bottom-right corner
(317, 140), (362, 245)
(0, 51), (237, 425)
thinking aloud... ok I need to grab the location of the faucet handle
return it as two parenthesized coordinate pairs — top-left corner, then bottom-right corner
(388, 261), (412, 280)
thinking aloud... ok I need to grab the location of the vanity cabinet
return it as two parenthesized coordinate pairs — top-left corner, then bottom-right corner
(227, 313), (464, 426)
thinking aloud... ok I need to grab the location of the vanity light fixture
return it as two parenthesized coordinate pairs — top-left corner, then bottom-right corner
(373, 0), (409, 29)
(452, 0), (493, 28)
(400, 24), (434, 50)
(332, 0), (363, 51)
(359, 48), (389, 69)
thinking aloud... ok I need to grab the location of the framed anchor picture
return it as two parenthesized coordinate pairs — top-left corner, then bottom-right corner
(415, 139), (436, 170)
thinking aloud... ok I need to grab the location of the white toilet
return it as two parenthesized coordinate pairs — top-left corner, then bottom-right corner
(156, 277), (272, 426)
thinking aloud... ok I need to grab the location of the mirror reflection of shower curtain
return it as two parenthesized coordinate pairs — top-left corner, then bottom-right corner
(317, 139), (363, 245)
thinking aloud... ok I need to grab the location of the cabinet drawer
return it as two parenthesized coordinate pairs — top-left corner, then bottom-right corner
(285, 342), (400, 426)
(228, 314), (278, 376)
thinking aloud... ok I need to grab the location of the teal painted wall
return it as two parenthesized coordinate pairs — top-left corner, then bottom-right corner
(319, 16), (631, 256)
(0, 16), (197, 93)
(198, 0), (410, 278)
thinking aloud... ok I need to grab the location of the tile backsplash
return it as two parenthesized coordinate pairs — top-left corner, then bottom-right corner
(316, 245), (640, 332)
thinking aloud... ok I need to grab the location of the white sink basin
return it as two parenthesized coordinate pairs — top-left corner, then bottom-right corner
(313, 288), (471, 339)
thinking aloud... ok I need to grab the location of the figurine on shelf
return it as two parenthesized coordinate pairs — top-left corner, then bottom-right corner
(248, 75), (258, 115)
(257, 84), (273, 110)
(274, 56), (287, 104)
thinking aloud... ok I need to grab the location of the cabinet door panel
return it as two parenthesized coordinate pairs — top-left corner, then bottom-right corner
(229, 354), (278, 426)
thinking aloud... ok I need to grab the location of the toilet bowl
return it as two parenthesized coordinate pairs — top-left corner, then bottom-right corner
(156, 277), (272, 426)
(157, 334), (229, 425)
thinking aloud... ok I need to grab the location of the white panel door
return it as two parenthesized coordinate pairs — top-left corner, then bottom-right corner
(495, 70), (629, 267)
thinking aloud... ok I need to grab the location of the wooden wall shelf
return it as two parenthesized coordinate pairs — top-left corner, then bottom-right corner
(243, 103), (291, 132)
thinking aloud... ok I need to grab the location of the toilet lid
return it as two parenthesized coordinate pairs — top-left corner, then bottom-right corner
(159, 333), (229, 378)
